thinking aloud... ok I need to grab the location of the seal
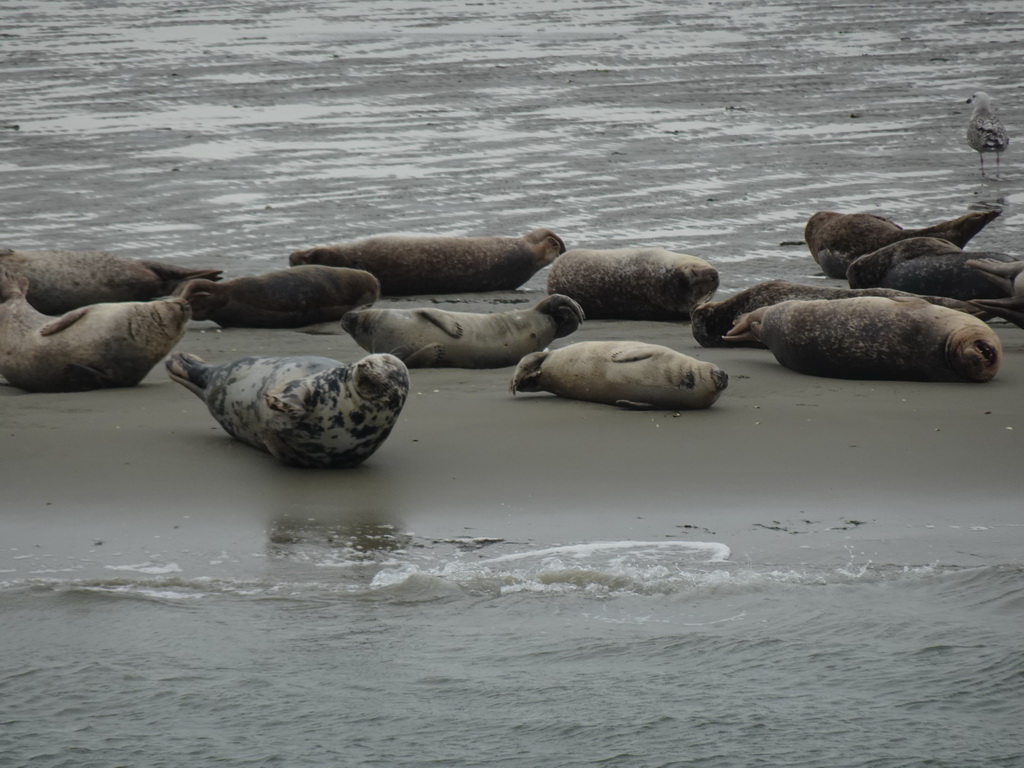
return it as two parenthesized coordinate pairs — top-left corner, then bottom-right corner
(0, 267), (191, 392)
(845, 237), (1018, 300)
(288, 228), (565, 295)
(967, 258), (1024, 328)
(173, 265), (380, 328)
(691, 279), (984, 349)
(723, 296), (1001, 382)
(803, 209), (1001, 279)
(0, 247), (222, 314)
(165, 352), (410, 468)
(510, 341), (729, 410)
(546, 247), (719, 320)
(341, 294), (585, 368)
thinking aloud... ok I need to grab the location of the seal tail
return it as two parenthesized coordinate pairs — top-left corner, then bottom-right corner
(165, 352), (214, 398)
(0, 266), (30, 302)
(969, 296), (1024, 329)
(509, 351), (547, 395)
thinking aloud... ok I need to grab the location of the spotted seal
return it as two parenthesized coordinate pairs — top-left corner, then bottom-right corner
(165, 352), (410, 468)
(723, 296), (1001, 382)
(0, 267), (191, 392)
(340, 294), (585, 368)
(804, 209), (1001, 279)
(510, 341), (728, 410)
(691, 279), (984, 349)
(546, 247), (718, 321)
(845, 237), (1018, 300)
(288, 228), (565, 295)
(0, 247), (222, 314)
(173, 265), (380, 328)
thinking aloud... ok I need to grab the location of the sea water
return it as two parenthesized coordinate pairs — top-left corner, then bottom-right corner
(2, 536), (1022, 767)
(2, 1), (1023, 766)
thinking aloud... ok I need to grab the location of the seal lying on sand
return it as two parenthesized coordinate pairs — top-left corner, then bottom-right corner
(546, 247), (718, 320)
(0, 267), (191, 392)
(804, 209), (1000, 279)
(723, 297), (1001, 382)
(967, 258), (1024, 328)
(845, 238), (1018, 301)
(510, 341), (728, 410)
(174, 266), (380, 328)
(341, 294), (585, 368)
(0, 247), (222, 314)
(166, 352), (409, 468)
(288, 228), (565, 295)
(691, 280), (984, 349)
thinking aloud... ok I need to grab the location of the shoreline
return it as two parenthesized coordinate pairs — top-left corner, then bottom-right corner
(4, 290), (1022, 584)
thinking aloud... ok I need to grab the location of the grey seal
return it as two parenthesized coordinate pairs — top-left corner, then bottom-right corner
(724, 297), (1001, 382)
(288, 228), (565, 295)
(845, 237), (1017, 301)
(546, 246), (719, 321)
(0, 267), (191, 392)
(341, 294), (585, 368)
(966, 91), (1009, 177)
(173, 266), (380, 328)
(803, 209), (1001, 279)
(510, 341), (728, 410)
(0, 247), (222, 314)
(166, 352), (410, 468)
(691, 279), (984, 349)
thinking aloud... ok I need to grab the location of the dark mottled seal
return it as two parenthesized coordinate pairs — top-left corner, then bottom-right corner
(341, 294), (584, 368)
(967, 258), (1024, 328)
(691, 279), (983, 349)
(0, 267), (191, 392)
(845, 238), (1017, 300)
(288, 228), (565, 295)
(804, 209), (1001, 279)
(724, 297), (1001, 382)
(165, 352), (410, 468)
(0, 247), (222, 314)
(510, 340), (728, 410)
(173, 266), (380, 328)
(546, 247), (719, 320)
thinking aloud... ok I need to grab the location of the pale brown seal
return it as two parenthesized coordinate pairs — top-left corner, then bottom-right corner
(724, 297), (1001, 382)
(510, 341), (728, 410)
(341, 294), (585, 368)
(0, 267), (191, 392)
(691, 279), (984, 349)
(0, 247), (222, 314)
(967, 258), (1024, 328)
(546, 247), (719, 320)
(166, 352), (409, 468)
(173, 266), (380, 328)
(288, 228), (565, 295)
(803, 209), (1001, 279)
(845, 237), (1017, 300)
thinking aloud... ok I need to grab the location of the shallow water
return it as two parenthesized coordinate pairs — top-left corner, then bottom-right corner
(2, 1), (1023, 766)
(3, 537), (1023, 767)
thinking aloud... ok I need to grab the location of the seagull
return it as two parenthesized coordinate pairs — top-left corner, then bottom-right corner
(966, 91), (1009, 177)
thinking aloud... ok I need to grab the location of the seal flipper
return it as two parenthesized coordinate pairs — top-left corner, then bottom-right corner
(415, 308), (464, 339)
(969, 297), (1024, 329)
(540, 294), (586, 338)
(165, 352), (215, 398)
(510, 351), (547, 394)
(610, 349), (655, 364)
(39, 307), (91, 336)
(614, 399), (656, 410)
(402, 344), (447, 368)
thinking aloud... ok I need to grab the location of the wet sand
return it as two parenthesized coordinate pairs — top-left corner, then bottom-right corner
(2, 1), (1023, 580)
(3, 292), (1022, 580)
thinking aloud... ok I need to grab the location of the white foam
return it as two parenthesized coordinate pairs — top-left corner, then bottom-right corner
(104, 562), (183, 575)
